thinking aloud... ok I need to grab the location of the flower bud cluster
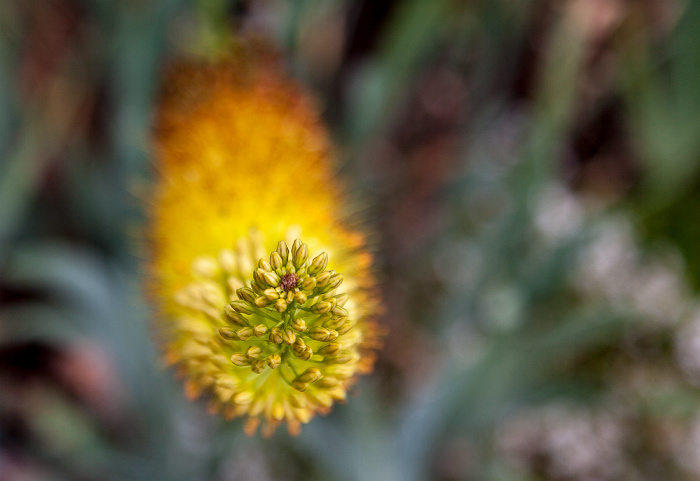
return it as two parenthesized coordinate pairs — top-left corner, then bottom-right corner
(218, 239), (357, 392)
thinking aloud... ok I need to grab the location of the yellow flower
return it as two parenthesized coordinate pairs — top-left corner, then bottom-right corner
(146, 57), (381, 436)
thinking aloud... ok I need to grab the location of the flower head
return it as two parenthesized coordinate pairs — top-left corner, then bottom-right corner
(147, 56), (380, 436)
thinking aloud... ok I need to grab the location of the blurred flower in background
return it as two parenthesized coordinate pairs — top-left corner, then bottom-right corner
(2, 0), (700, 480)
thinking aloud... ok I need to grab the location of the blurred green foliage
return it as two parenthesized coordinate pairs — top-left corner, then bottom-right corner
(2, 1), (700, 480)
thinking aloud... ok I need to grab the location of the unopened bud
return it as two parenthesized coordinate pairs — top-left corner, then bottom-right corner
(294, 290), (307, 305)
(261, 270), (280, 287)
(325, 329), (339, 342)
(291, 380), (308, 392)
(254, 296), (270, 308)
(276, 241), (289, 263)
(230, 353), (250, 366)
(219, 327), (238, 340)
(281, 328), (296, 345)
(336, 319), (355, 335)
(263, 288), (279, 301)
(301, 277), (316, 291)
(230, 300), (254, 314)
(308, 252), (328, 276)
(335, 293), (349, 306)
(253, 324), (268, 337)
(224, 306), (249, 326)
(233, 391), (253, 404)
(274, 299), (288, 312)
(236, 327), (254, 341)
(251, 359), (266, 374)
(318, 343), (341, 356)
(296, 368), (321, 383)
(237, 287), (256, 303)
(316, 271), (331, 286)
(311, 301), (332, 314)
(298, 346), (313, 360)
(316, 377), (340, 389)
(246, 346), (261, 359)
(292, 337), (306, 354)
(291, 318), (307, 332)
(308, 327), (330, 341)
(267, 353), (281, 369)
(269, 327), (283, 344)
(270, 251), (283, 269)
(293, 242), (309, 269)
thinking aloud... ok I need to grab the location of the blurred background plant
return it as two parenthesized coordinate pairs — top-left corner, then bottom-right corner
(2, 0), (700, 480)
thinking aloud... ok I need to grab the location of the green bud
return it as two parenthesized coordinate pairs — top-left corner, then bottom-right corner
(316, 377), (340, 389)
(293, 242), (309, 270)
(263, 288), (279, 301)
(318, 343), (341, 356)
(219, 327), (238, 340)
(230, 353), (250, 366)
(267, 354), (281, 369)
(255, 296), (270, 308)
(323, 316), (346, 330)
(270, 251), (283, 269)
(230, 300), (254, 314)
(294, 290), (307, 305)
(274, 298), (288, 313)
(251, 359), (266, 374)
(291, 380), (308, 392)
(291, 317), (307, 332)
(292, 337), (306, 355)
(276, 241), (289, 263)
(224, 305), (249, 326)
(236, 327), (254, 341)
(233, 391), (253, 404)
(261, 270), (280, 287)
(246, 346), (262, 359)
(332, 306), (348, 317)
(325, 329), (339, 342)
(328, 351), (355, 364)
(253, 324), (268, 337)
(311, 301), (332, 314)
(281, 328), (296, 345)
(296, 368), (321, 383)
(258, 259), (272, 271)
(308, 252), (328, 276)
(301, 277), (317, 291)
(269, 327), (283, 344)
(335, 293), (349, 307)
(308, 327), (330, 341)
(237, 287), (256, 303)
(336, 319), (355, 335)
(298, 346), (313, 361)
(316, 271), (331, 286)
